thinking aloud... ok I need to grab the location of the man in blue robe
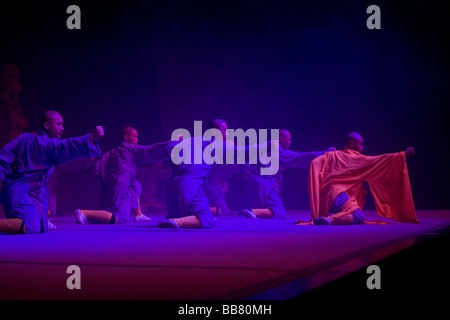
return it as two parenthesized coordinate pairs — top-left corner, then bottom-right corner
(74, 127), (171, 224)
(204, 119), (241, 216)
(0, 110), (104, 234)
(158, 137), (215, 229)
(158, 126), (267, 229)
(240, 129), (335, 219)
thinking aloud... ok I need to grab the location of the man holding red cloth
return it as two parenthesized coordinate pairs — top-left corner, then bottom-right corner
(298, 132), (419, 226)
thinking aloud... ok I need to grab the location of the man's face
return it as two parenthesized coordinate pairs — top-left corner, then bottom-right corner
(45, 114), (64, 139)
(350, 136), (364, 153)
(279, 131), (292, 150)
(217, 122), (228, 140)
(125, 129), (139, 145)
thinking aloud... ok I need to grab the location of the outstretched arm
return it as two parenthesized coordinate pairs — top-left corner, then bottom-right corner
(137, 141), (172, 166)
(281, 147), (335, 169)
(44, 126), (104, 165)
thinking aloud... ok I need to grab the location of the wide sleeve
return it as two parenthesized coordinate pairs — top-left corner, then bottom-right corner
(224, 141), (256, 165)
(136, 141), (171, 166)
(42, 134), (102, 166)
(307, 154), (326, 219)
(280, 149), (327, 169)
(0, 136), (21, 181)
(366, 152), (419, 223)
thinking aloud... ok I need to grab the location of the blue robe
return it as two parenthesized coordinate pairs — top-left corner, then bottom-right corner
(205, 141), (243, 214)
(0, 130), (102, 234)
(95, 141), (169, 223)
(165, 138), (215, 228)
(244, 146), (326, 219)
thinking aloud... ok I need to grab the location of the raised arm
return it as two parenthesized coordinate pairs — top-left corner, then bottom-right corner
(281, 147), (335, 169)
(136, 141), (172, 166)
(43, 126), (104, 165)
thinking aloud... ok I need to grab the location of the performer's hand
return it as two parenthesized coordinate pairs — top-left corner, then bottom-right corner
(327, 147), (336, 151)
(272, 140), (279, 149)
(405, 146), (415, 157)
(90, 126), (105, 140)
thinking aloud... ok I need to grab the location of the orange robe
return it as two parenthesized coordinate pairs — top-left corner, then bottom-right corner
(307, 147), (419, 223)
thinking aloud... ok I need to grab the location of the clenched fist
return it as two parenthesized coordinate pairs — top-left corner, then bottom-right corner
(405, 146), (415, 157)
(90, 126), (105, 140)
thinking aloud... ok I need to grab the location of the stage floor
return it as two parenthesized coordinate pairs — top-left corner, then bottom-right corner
(0, 210), (449, 300)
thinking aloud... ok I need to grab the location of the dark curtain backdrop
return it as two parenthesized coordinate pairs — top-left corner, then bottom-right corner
(1, 0), (448, 210)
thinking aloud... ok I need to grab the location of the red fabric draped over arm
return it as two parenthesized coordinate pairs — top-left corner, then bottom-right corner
(307, 148), (419, 223)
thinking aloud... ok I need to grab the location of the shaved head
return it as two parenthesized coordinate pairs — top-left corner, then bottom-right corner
(122, 126), (137, 136)
(346, 132), (364, 153)
(41, 110), (64, 138)
(40, 110), (61, 128)
(122, 127), (139, 145)
(209, 119), (227, 129)
(279, 129), (292, 150)
(279, 129), (290, 138)
(209, 119), (228, 139)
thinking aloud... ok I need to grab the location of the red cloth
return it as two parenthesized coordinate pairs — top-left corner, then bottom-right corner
(308, 147), (419, 223)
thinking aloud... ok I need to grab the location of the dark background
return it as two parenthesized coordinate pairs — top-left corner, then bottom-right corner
(1, 0), (449, 210)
